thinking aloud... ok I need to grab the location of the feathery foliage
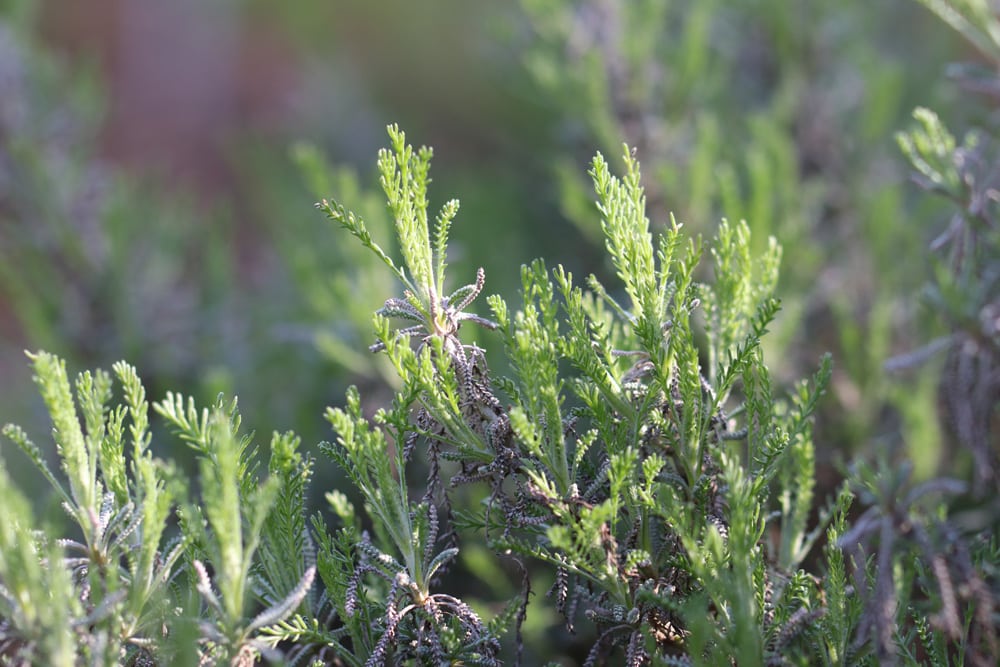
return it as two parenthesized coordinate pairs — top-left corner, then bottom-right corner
(1, 120), (996, 665)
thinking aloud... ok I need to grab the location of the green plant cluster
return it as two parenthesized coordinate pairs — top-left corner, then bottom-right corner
(2, 125), (995, 665)
(1, 1), (999, 665)
(514, 0), (949, 469)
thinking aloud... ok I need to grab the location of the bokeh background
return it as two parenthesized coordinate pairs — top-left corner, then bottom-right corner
(0, 0), (986, 660)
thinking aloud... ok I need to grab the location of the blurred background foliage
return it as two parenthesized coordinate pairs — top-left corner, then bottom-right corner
(0, 0), (993, 661)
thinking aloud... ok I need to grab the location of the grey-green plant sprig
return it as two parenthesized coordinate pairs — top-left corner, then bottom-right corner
(317, 125), (508, 465)
(315, 125), (509, 665)
(0, 353), (188, 666)
(317, 124), (498, 355)
(154, 393), (316, 665)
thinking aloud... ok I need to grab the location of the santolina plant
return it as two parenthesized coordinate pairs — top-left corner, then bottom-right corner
(0, 126), (994, 665)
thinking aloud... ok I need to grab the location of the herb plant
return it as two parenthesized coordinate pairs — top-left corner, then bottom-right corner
(0, 123), (995, 665)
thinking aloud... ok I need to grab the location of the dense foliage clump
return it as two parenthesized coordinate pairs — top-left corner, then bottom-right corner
(1, 2), (999, 665)
(1, 123), (995, 665)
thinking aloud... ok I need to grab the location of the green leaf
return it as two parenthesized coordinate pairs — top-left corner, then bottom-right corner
(28, 351), (97, 526)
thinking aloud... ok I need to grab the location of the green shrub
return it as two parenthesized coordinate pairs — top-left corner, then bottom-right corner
(1, 126), (995, 665)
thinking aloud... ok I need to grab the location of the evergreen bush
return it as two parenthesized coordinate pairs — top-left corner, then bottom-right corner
(3, 125), (994, 665)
